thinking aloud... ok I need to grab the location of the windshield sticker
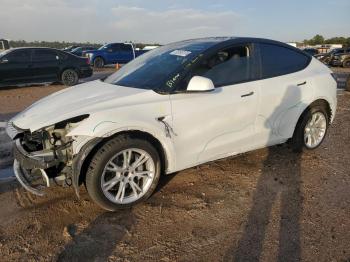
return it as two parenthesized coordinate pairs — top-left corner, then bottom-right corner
(170, 50), (192, 57)
(166, 73), (180, 88)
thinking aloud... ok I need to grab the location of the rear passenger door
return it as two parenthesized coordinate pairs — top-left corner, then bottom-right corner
(0, 49), (32, 84)
(255, 43), (314, 147)
(119, 44), (134, 63)
(31, 49), (60, 81)
(105, 44), (122, 64)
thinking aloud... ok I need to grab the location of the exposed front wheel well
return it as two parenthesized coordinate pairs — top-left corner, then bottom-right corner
(78, 130), (167, 185)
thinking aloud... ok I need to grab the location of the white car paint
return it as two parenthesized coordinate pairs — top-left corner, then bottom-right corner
(10, 57), (336, 174)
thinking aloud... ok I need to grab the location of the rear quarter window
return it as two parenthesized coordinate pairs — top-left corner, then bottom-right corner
(259, 43), (310, 79)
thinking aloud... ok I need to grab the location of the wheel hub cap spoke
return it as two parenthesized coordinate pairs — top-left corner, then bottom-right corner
(304, 112), (327, 148)
(101, 148), (155, 204)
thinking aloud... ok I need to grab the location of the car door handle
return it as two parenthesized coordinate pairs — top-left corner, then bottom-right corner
(241, 91), (254, 98)
(297, 81), (307, 86)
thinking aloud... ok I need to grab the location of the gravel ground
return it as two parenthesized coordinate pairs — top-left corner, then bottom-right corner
(0, 68), (349, 261)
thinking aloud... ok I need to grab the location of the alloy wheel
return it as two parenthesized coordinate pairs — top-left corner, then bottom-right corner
(100, 148), (156, 204)
(304, 112), (327, 149)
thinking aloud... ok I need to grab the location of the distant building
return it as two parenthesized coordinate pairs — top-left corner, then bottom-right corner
(306, 44), (343, 54)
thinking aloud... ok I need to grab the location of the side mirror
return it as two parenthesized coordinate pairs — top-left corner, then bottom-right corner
(1, 58), (8, 64)
(187, 76), (215, 92)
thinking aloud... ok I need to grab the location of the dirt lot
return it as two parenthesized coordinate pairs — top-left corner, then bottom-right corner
(0, 69), (349, 261)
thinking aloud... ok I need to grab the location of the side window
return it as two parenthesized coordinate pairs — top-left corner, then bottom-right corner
(32, 49), (58, 62)
(110, 44), (121, 52)
(188, 44), (257, 87)
(120, 44), (133, 52)
(259, 43), (310, 79)
(6, 50), (31, 63)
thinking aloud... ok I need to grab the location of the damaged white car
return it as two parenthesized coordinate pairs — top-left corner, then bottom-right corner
(6, 37), (337, 211)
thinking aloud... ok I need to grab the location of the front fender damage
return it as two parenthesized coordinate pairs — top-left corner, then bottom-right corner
(71, 138), (102, 197)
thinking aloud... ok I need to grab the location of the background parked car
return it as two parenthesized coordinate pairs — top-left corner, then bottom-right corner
(303, 48), (319, 56)
(330, 51), (350, 68)
(83, 43), (150, 68)
(315, 48), (350, 65)
(70, 46), (98, 57)
(0, 47), (92, 87)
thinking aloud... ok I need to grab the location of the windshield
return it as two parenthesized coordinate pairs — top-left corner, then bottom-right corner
(71, 47), (82, 52)
(104, 40), (217, 92)
(99, 44), (108, 50)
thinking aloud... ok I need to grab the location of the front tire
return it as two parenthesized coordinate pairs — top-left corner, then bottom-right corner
(61, 69), (79, 86)
(291, 103), (329, 152)
(85, 135), (161, 211)
(93, 57), (105, 68)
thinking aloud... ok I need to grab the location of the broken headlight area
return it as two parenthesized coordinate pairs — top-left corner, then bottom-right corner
(12, 115), (89, 196)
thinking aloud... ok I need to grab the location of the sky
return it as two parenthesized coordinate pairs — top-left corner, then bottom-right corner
(0, 0), (349, 44)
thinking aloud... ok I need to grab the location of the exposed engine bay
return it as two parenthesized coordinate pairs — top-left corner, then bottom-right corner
(9, 115), (90, 196)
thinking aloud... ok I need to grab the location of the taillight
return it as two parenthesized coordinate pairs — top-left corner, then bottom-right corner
(85, 57), (90, 65)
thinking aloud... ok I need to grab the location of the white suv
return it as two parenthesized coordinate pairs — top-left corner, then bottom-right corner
(7, 37), (337, 211)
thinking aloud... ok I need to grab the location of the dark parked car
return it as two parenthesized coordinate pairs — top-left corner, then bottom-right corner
(315, 48), (350, 65)
(303, 48), (319, 56)
(70, 46), (97, 57)
(0, 47), (92, 87)
(330, 51), (350, 68)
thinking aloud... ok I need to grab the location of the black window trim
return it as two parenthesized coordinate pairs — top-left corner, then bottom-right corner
(256, 42), (312, 81)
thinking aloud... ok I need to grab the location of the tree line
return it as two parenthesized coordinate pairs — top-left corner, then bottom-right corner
(302, 35), (350, 47)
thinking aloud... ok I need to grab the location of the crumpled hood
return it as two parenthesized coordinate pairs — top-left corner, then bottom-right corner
(11, 80), (158, 132)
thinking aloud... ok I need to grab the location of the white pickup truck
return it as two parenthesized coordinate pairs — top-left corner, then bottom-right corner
(0, 39), (10, 52)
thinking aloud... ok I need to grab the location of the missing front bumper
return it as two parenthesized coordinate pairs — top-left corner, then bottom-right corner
(13, 139), (60, 196)
(13, 159), (49, 196)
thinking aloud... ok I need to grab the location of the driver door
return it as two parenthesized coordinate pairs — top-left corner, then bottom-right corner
(169, 43), (260, 171)
(0, 49), (33, 84)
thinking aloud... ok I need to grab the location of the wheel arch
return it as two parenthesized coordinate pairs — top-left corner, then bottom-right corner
(75, 129), (170, 192)
(291, 98), (332, 139)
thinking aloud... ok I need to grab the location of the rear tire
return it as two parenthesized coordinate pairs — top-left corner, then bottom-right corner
(85, 135), (161, 211)
(61, 69), (79, 86)
(291, 103), (329, 152)
(93, 57), (104, 68)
